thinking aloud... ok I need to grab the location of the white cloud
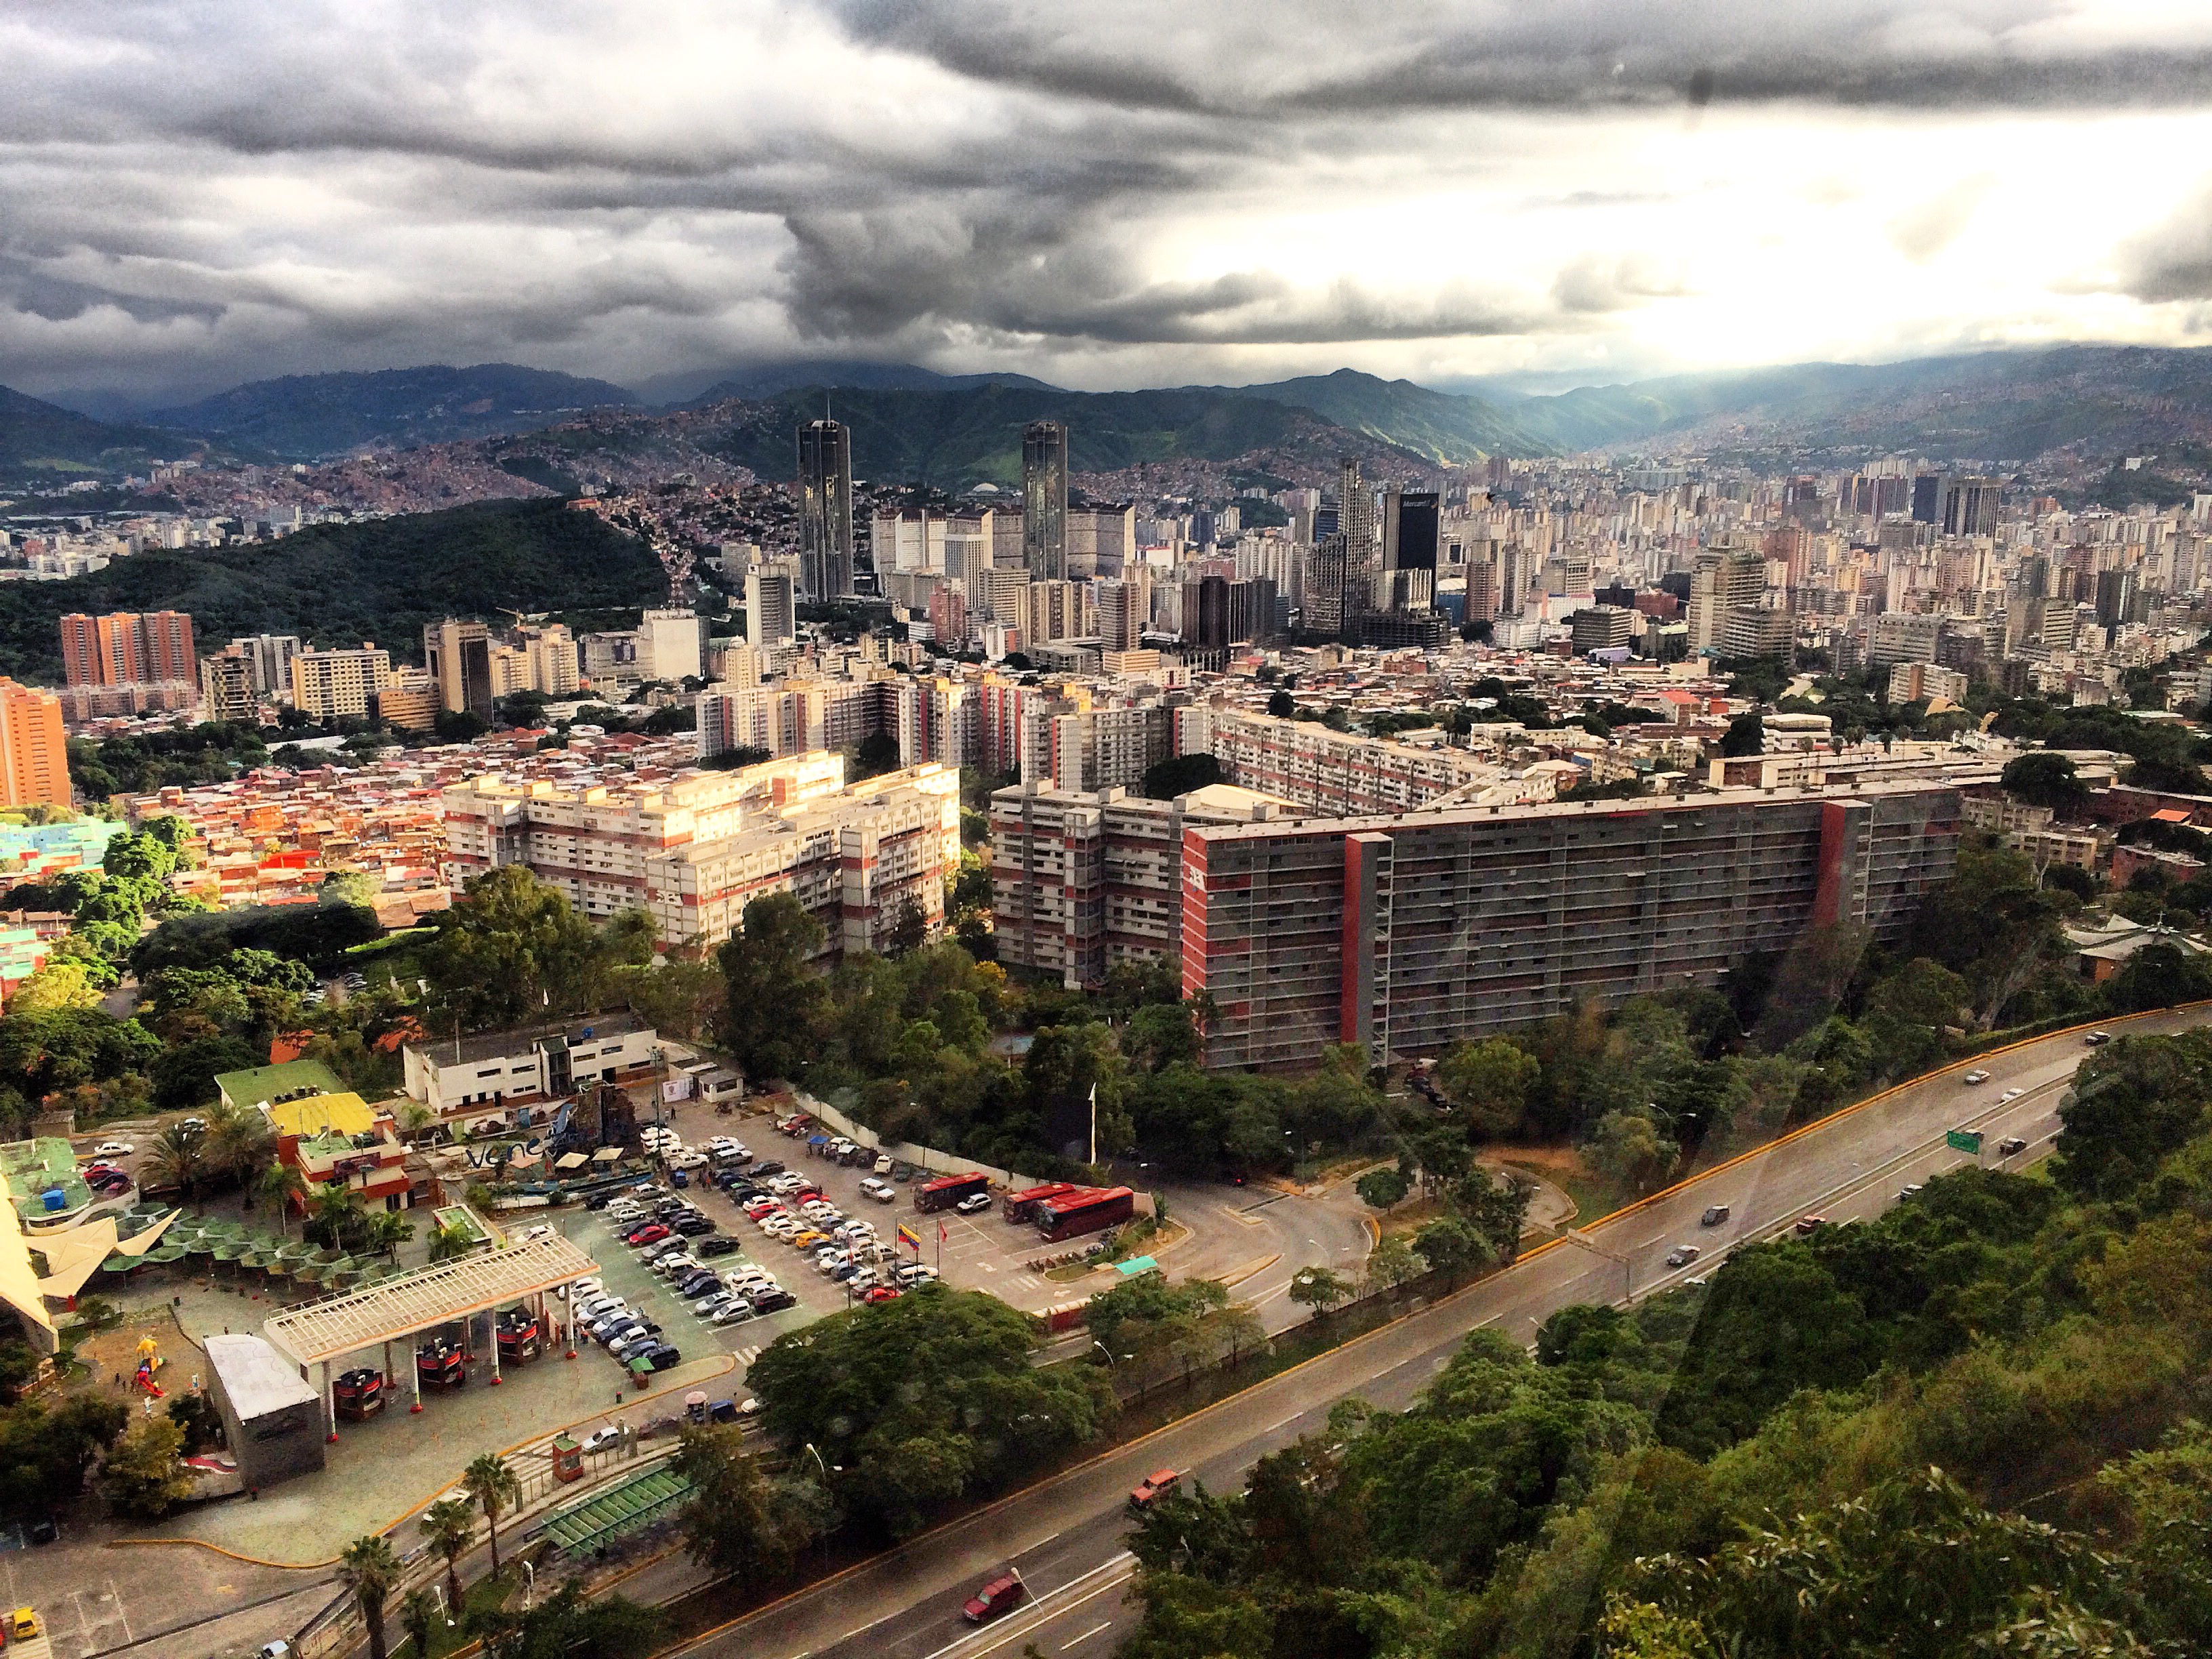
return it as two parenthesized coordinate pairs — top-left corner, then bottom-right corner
(1, 1), (2209, 400)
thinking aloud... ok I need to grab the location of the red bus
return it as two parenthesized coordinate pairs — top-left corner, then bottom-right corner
(916, 1170), (989, 1213)
(1035, 1187), (1133, 1242)
(1002, 1181), (1082, 1223)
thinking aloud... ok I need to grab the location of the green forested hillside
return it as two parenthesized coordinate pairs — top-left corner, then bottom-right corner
(0, 384), (188, 486)
(0, 498), (660, 682)
(1223, 369), (1538, 463)
(1120, 1027), (2212, 1659)
(703, 381), (1404, 487)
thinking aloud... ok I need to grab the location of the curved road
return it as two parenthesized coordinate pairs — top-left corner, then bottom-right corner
(665, 1007), (2200, 1659)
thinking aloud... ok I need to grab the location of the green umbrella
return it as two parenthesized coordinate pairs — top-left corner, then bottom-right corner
(211, 1243), (243, 1262)
(144, 1246), (186, 1265)
(99, 1252), (135, 1272)
(236, 1252), (268, 1271)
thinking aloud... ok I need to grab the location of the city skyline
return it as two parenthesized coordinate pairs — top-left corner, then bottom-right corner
(7, 3), (2212, 405)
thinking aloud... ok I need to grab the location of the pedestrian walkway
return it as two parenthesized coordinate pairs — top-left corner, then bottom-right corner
(537, 1463), (694, 1559)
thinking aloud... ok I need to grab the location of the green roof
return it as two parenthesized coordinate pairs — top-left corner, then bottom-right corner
(213, 1059), (347, 1110)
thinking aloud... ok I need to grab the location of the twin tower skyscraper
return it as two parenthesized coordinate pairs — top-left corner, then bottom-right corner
(796, 415), (1073, 602)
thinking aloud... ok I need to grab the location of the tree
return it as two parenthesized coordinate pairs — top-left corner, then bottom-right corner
(1366, 1233), (1422, 1293)
(0, 1392), (125, 1513)
(257, 1159), (308, 1231)
(1356, 1166), (1410, 1210)
(398, 1587), (438, 1659)
(2001, 750), (2089, 813)
(340, 1534), (403, 1659)
(715, 892), (827, 1085)
(98, 1416), (193, 1518)
(419, 1494), (476, 1610)
(1414, 1215), (1488, 1286)
(165, 1390), (222, 1454)
(673, 1425), (822, 1582)
(423, 865), (608, 1031)
(1267, 690), (1296, 718)
(1141, 754), (1225, 800)
(1719, 712), (1765, 758)
(1435, 1038), (1542, 1139)
(462, 1452), (520, 1578)
(747, 1285), (1112, 1535)
(1586, 1111), (1679, 1195)
(1288, 1267), (1352, 1319)
(1450, 1166), (1536, 1261)
(143, 1120), (211, 1199)
(467, 1580), (665, 1659)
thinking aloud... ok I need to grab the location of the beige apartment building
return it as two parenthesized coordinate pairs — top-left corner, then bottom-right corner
(290, 647), (391, 721)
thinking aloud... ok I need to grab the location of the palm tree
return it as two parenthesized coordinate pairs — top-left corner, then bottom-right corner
(256, 1160), (308, 1233)
(308, 1187), (369, 1253)
(426, 1223), (475, 1265)
(206, 1102), (274, 1187)
(462, 1453), (520, 1578)
(397, 1586), (437, 1659)
(145, 1122), (209, 1200)
(339, 1534), (402, 1659)
(419, 1494), (476, 1610)
(369, 1210), (415, 1263)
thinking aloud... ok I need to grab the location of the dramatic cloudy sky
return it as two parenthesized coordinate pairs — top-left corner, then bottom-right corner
(7, 0), (2212, 404)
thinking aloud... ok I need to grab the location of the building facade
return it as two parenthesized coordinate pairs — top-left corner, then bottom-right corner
(0, 680), (70, 808)
(1022, 420), (1069, 581)
(798, 419), (856, 602)
(1180, 781), (1969, 1070)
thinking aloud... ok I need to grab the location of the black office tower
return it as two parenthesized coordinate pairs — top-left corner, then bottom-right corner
(797, 419), (855, 601)
(1911, 473), (1942, 525)
(1023, 420), (1069, 580)
(1382, 490), (1440, 579)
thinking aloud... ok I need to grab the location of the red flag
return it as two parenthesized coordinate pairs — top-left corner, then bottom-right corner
(939, 1221), (948, 1243)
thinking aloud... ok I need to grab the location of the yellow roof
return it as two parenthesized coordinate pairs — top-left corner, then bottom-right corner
(265, 1090), (376, 1139)
(0, 1185), (56, 1345)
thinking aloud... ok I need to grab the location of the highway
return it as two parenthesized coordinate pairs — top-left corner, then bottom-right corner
(670, 1007), (2200, 1659)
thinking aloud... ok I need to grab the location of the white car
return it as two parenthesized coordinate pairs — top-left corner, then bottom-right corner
(955, 1193), (993, 1215)
(91, 1140), (135, 1158)
(581, 1427), (622, 1454)
(1999, 1087), (2025, 1103)
(1963, 1069), (1991, 1085)
(859, 1177), (896, 1203)
(667, 1149), (709, 1170)
(566, 1277), (603, 1300)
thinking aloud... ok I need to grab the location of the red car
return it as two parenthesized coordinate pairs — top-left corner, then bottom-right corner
(862, 1286), (900, 1304)
(626, 1223), (671, 1246)
(962, 1572), (1025, 1624)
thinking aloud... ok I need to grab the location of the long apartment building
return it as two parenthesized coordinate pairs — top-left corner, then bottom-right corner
(1177, 778), (1977, 1071)
(443, 751), (960, 956)
(1206, 711), (1547, 816)
(990, 780), (1297, 987)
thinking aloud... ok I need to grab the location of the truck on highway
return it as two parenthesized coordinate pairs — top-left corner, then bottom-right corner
(1036, 1186), (1134, 1242)
(915, 1171), (989, 1214)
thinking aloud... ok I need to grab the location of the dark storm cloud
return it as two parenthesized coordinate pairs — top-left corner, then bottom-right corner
(1, 1), (2208, 398)
(838, 0), (2212, 115)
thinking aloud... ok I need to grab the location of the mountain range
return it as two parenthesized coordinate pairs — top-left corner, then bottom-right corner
(12, 343), (2212, 495)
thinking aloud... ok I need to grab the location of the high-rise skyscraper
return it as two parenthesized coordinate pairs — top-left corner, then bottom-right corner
(0, 679), (70, 808)
(746, 565), (797, 649)
(1381, 489), (1439, 612)
(1023, 421), (1069, 581)
(1942, 476), (2001, 539)
(797, 419), (855, 602)
(58, 611), (197, 688)
(423, 619), (495, 721)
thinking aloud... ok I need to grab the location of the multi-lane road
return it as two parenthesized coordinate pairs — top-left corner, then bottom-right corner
(670, 1006), (2203, 1659)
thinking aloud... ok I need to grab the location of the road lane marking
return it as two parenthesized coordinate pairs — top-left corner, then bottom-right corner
(916, 1554), (1136, 1659)
(1063, 1620), (1113, 1649)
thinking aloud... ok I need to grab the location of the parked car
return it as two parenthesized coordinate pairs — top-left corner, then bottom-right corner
(751, 1160), (785, 1178)
(672, 1214), (716, 1236)
(749, 1288), (798, 1313)
(634, 1343), (682, 1371)
(711, 1300), (756, 1326)
(696, 1235), (742, 1258)
(581, 1426), (623, 1454)
(91, 1140), (134, 1158)
(624, 1223), (671, 1246)
(859, 1177), (897, 1203)
(955, 1192), (993, 1215)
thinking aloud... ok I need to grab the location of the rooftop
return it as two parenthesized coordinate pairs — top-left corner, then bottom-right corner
(413, 1011), (651, 1070)
(266, 1090), (377, 1140)
(207, 1332), (321, 1418)
(216, 1058), (348, 1110)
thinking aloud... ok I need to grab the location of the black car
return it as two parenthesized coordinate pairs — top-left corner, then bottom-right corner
(28, 1517), (59, 1545)
(636, 1343), (682, 1371)
(749, 1288), (798, 1313)
(751, 1159), (785, 1178)
(586, 1191), (615, 1210)
(672, 1214), (716, 1236)
(676, 1269), (722, 1298)
(696, 1235), (742, 1258)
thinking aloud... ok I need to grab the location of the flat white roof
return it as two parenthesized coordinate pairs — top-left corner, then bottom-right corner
(207, 1332), (320, 1418)
(264, 1231), (598, 1367)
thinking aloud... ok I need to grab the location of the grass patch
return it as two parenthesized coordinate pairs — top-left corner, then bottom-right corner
(392, 1563), (519, 1658)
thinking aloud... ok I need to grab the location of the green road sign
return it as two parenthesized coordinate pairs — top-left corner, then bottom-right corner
(1946, 1128), (1984, 1155)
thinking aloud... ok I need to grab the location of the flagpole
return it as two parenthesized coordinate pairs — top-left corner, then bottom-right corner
(1088, 1082), (1097, 1168)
